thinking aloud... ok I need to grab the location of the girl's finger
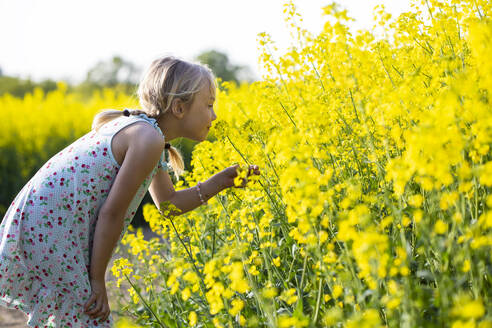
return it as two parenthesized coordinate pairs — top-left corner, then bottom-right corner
(84, 294), (96, 312)
(98, 304), (109, 317)
(100, 310), (110, 322)
(94, 307), (106, 320)
(87, 299), (102, 316)
(98, 306), (110, 321)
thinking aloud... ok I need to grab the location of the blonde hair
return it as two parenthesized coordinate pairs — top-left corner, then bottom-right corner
(92, 56), (216, 180)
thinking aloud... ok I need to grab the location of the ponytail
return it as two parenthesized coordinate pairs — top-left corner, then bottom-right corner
(166, 145), (185, 181)
(91, 108), (186, 180)
(92, 108), (149, 131)
(91, 110), (123, 131)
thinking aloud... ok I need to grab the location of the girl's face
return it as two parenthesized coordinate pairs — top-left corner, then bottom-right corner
(181, 81), (217, 142)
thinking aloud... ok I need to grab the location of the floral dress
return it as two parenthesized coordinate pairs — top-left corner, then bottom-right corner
(0, 112), (169, 327)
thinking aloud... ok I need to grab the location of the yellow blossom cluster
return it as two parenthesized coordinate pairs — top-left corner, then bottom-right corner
(113, 0), (491, 326)
(3, 0), (491, 326)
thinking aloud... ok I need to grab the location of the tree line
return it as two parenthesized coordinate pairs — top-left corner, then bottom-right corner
(0, 50), (255, 98)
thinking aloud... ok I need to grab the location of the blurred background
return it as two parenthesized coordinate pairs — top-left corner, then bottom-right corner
(0, 0), (412, 226)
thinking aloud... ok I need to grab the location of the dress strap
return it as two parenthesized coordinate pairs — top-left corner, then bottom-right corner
(129, 110), (166, 140)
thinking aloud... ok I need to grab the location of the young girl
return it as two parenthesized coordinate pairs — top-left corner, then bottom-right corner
(0, 56), (260, 327)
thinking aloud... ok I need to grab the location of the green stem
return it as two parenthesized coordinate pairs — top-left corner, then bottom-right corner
(125, 274), (167, 328)
(348, 89), (360, 123)
(211, 216), (216, 258)
(377, 46), (396, 88)
(279, 101), (297, 127)
(167, 215), (209, 307)
(312, 277), (323, 324)
(299, 253), (308, 295)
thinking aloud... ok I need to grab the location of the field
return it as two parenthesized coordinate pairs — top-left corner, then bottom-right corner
(1, 0), (491, 327)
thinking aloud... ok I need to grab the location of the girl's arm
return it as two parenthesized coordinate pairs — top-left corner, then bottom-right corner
(89, 126), (165, 282)
(149, 164), (260, 215)
(148, 168), (227, 215)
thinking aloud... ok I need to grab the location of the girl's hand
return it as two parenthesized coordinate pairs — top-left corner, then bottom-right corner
(221, 164), (260, 189)
(84, 278), (111, 322)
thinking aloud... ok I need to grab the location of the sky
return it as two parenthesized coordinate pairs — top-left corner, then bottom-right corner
(0, 0), (414, 83)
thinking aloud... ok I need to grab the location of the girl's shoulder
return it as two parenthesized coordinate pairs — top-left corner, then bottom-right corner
(107, 115), (165, 166)
(126, 121), (165, 144)
(98, 111), (165, 140)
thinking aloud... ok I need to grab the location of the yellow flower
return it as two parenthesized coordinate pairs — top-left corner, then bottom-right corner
(111, 258), (134, 278)
(280, 288), (298, 305)
(212, 317), (223, 328)
(183, 270), (199, 284)
(229, 298), (245, 316)
(233, 165), (249, 187)
(248, 265), (260, 276)
(262, 287), (278, 298)
(128, 288), (139, 305)
(229, 262), (250, 293)
(486, 195), (492, 208)
(345, 308), (382, 328)
(188, 311), (197, 327)
(408, 194), (423, 207)
(440, 192), (459, 210)
(460, 300), (485, 319)
(319, 230), (328, 244)
(402, 215), (411, 227)
(400, 266), (410, 276)
(206, 282), (225, 315)
(387, 297), (401, 309)
(115, 317), (143, 328)
(323, 307), (343, 326)
(453, 212), (463, 224)
(388, 280), (399, 295)
(434, 220), (448, 234)
(332, 285), (343, 299)
(277, 314), (309, 328)
(451, 320), (477, 328)
(479, 161), (492, 186)
(413, 210), (423, 223)
(181, 287), (191, 301)
(452, 295), (485, 319)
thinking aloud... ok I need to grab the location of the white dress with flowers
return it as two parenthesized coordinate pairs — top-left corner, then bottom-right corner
(0, 112), (169, 327)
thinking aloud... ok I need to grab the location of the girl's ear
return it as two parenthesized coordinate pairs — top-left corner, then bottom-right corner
(171, 98), (186, 119)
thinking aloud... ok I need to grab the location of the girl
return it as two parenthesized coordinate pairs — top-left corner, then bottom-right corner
(0, 56), (260, 327)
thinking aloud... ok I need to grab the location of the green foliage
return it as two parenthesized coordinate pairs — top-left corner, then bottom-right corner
(195, 50), (253, 86)
(0, 76), (57, 98)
